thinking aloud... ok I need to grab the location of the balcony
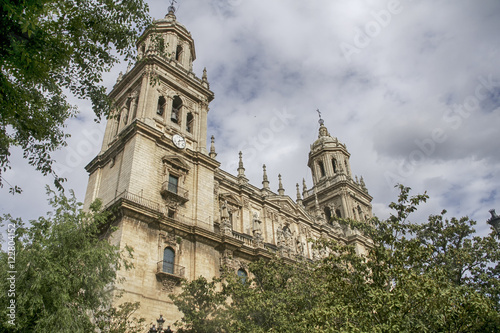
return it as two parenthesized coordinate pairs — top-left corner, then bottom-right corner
(156, 261), (185, 279)
(160, 181), (189, 204)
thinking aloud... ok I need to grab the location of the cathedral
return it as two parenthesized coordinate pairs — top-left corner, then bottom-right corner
(83, 6), (373, 326)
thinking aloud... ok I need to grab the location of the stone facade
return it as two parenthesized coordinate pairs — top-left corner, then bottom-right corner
(83, 8), (373, 326)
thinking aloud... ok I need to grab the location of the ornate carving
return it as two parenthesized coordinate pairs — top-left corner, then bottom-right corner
(242, 198), (250, 209)
(220, 200), (232, 236)
(161, 278), (177, 292)
(214, 181), (219, 196)
(280, 202), (294, 215)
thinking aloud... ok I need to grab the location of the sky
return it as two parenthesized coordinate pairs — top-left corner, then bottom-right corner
(2, 0), (500, 239)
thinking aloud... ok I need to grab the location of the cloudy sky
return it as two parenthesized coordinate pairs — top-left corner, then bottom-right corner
(2, 0), (500, 238)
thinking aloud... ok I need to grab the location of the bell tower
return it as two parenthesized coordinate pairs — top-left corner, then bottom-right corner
(84, 5), (216, 212)
(302, 112), (373, 228)
(82, 4), (221, 323)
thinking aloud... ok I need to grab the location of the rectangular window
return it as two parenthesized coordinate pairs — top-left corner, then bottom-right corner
(168, 175), (179, 194)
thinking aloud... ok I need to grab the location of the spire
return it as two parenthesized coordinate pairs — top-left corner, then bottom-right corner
(278, 174), (285, 196)
(296, 183), (303, 205)
(237, 151), (245, 176)
(237, 151), (248, 184)
(302, 178), (308, 197)
(262, 164), (270, 190)
(202, 67), (208, 81)
(360, 176), (368, 193)
(202, 67), (209, 88)
(209, 135), (217, 159)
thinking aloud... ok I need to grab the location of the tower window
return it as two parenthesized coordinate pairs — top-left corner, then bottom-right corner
(171, 96), (182, 123)
(318, 161), (326, 177)
(186, 112), (194, 133)
(168, 175), (179, 194)
(237, 268), (248, 283)
(332, 158), (337, 173)
(175, 45), (183, 61)
(324, 207), (332, 224)
(335, 209), (342, 218)
(157, 96), (166, 116)
(163, 247), (175, 274)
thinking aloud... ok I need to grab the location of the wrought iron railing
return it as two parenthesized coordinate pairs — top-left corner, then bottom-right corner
(156, 261), (185, 278)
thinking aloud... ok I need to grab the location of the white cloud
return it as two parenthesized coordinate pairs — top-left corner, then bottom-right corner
(2, 0), (500, 239)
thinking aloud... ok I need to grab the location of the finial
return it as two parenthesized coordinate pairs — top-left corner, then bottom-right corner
(278, 174), (285, 195)
(296, 183), (303, 205)
(209, 135), (217, 158)
(168, 0), (177, 14)
(316, 108), (324, 125)
(360, 176), (367, 192)
(262, 164), (270, 190)
(302, 178), (308, 197)
(237, 151), (247, 182)
(202, 67), (208, 81)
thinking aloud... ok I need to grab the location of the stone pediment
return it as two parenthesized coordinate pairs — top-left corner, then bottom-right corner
(162, 155), (190, 172)
(219, 192), (241, 207)
(266, 196), (310, 221)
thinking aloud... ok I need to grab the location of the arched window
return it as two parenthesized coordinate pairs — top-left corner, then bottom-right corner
(163, 247), (175, 274)
(186, 112), (194, 133)
(157, 96), (166, 116)
(175, 45), (183, 61)
(324, 207), (332, 224)
(332, 158), (337, 173)
(318, 161), (326, 177)
(237, 268), (248, 283)
(335, 209), (342, 218)
(171, 96), (182, 123)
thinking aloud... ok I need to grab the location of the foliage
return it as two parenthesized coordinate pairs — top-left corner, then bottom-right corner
(94, 301), (147, 333)
(0, 0), (151, 190)
(172, 185), (500, 332)
(0, 188), (144, 332)
(170, 276), (228, 333)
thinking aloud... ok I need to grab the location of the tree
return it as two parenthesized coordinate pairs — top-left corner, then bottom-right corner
(0, 0), (151, 190)
(0, 188), (145, 332)
(171, 185), (500, 332)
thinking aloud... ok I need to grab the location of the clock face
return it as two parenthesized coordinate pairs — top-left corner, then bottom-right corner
(172, 134), (186, 149)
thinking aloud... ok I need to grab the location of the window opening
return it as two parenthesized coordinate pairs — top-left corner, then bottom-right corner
(237, 269), (248, 283)
(186, 112), (194, 133)
(157, 96), (166, 116)
(168, 175), (179, 194)
(332, 158), (337, 173)
(175, 45), (183, 61)
(163, 247), (175, 274)
(318, 161), (326, 177)
(171, 96), (182, 123)
(324, 207), (332, 223)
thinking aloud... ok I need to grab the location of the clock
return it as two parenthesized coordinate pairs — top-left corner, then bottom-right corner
(172, 134), (186, 149)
